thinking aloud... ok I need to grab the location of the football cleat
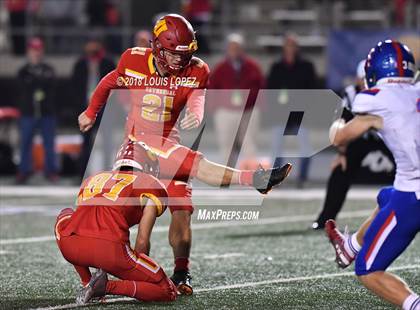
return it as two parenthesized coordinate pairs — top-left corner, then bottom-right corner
(170, 270), (193, 296)
(325, 220), (354, 269)
(253, 163), (292, 194)
(76, 269), (108, 305)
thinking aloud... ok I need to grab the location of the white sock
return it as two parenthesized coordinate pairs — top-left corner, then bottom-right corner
(403, 293), (420, 310)
(344, 233), (361, 258)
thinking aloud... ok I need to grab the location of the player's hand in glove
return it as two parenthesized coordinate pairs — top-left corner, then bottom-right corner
(253, 163), (292, 194)
(78, 111), (95, 133)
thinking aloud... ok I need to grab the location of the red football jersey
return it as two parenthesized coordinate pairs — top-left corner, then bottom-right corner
(60, 170), (168, 244)
(86, 47), (210, 142)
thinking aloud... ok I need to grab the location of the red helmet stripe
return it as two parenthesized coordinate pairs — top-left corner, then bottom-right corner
(391, 41), (404, 76)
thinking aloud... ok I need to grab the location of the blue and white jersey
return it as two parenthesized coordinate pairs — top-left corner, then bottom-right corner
(352, 80), (420, 197)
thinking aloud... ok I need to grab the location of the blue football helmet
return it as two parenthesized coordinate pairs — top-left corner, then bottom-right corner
(365, 40), (415, 88)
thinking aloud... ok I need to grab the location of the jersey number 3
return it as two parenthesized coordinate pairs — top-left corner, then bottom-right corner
(82, 173), (137, 202)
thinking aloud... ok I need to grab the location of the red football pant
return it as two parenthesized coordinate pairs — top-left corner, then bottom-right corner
(137, 134), (203, 181)
(55, 212), (176, 302)
(163, 179), (194, 213)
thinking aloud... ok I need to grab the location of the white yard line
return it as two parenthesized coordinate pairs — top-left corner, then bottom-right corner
(0, 209), (372, 245)
(30, 264), (420, 310)
(0, 236), (58, 244)
(1, 186), (79, 197)
(0, 205), (66, 215)
(196, 264), (420, 292)
(202, 253), (244, 259)
(0, 250), (14, 255)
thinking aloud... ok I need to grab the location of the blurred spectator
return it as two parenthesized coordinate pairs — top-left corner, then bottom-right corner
(209, 33), (265, 165)
(16, 37), (57, 184)
(6, 0), (28, 55)
(104, 0), (122, 53)
(312, 60), (395, 229)
(267, 34), (317, 188)
(182, 0), (212, 54)
(394, 0), (406, 25)
(86, 0), (108, 26)
(38, 0), (77, 26)
(86, 0), (121, 53)
(37, 0), (81, 53)
(71, 39), (115, 178)
(134, 30), (151, 48)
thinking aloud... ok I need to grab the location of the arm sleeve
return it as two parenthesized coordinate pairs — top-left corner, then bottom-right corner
(85, 69), (120, 119)
(84, 49), (131, 119)
(186, 64), (209, 124)
(186, 89), (206, 124)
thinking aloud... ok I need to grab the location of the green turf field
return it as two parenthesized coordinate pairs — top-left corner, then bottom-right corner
(1, 189), (419, 309)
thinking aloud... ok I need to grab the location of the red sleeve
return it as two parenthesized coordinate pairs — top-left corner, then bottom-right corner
(85, 70), (120, 119)
(186, 63), (209, 124)
(84, 49), (132, 119)
(186, 88), (205, 124)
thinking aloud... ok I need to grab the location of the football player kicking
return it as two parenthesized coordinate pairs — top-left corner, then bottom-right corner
(55, 142), (177, 304)
(77, 14), (292, 294)
(325, 40), (420, 309)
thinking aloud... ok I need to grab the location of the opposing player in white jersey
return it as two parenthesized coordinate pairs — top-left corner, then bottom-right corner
(325, 40), (420, 309)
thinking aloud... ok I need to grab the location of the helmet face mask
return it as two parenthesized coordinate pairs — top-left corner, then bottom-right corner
(163, 49), (192, 70)
(151, 14), (198, 75)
